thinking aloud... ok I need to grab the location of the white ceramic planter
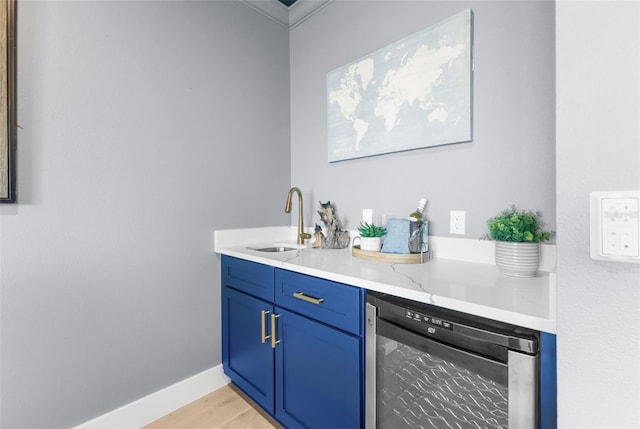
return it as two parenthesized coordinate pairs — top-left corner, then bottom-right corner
(495, 241), (540, 278)
(359, 237), (383, 252)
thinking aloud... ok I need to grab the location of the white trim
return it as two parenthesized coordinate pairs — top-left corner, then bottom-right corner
(72, 366), (230, 429)
(214, 227), (557, 272)
(429, 236), (556, 272)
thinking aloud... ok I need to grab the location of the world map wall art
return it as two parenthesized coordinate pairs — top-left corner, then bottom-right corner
(327, 9), (473, 162)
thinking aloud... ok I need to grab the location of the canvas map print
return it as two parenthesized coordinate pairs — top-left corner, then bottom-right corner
(327, 9), (473, 162)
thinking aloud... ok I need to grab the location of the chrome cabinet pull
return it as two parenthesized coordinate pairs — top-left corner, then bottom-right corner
(261, 310), (270, 343)
(271, 314), (280, 349)
(293, 292), (324, 305)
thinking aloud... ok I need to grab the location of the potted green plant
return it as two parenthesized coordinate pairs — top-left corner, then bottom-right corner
(486, 205), (553, 277)
(357, 222), (387, 252)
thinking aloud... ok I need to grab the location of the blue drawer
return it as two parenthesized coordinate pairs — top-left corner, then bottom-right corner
(222, 255), (274, 302)
(275, 269), (362, 335)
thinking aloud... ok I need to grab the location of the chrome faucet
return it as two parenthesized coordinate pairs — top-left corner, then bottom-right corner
(285, 187), (312, 245)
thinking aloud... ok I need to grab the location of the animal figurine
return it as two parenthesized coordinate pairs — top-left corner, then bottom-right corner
(312, 201), (350, 249)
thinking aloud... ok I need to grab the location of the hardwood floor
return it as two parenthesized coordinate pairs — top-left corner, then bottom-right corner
(143, 384), (282, 429)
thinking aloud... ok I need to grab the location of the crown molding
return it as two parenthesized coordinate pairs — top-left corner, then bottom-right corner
(240, 0), (289, 28)
(288, 0), (333, 29)
(241, 0), (333, 30)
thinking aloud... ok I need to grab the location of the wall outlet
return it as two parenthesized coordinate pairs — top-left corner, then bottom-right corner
(450, 210), (466, 234)
(362, 209), (373, 224)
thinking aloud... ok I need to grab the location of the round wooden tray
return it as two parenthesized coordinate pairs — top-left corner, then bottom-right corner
(351, 245), (430, 264)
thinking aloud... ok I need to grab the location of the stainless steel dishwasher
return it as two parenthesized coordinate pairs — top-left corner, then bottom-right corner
(366, 291), (540, 429)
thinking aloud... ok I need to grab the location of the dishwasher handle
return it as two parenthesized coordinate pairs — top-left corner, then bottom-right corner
(454, 322), (538, 354)
(373, 294), (538, 355)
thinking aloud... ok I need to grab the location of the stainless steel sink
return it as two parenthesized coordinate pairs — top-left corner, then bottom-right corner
(249, 246), (299, 252)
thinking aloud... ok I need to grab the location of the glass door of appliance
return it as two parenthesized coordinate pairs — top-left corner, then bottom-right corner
(376, 319), (509, 429)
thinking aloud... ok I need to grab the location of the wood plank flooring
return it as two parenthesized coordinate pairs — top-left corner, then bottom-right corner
(142, 384), (282, 429)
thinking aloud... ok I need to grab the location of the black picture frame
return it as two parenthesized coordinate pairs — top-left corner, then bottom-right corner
(0, 0), (16, 203)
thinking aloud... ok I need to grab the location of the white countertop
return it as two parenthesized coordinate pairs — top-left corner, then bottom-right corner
(214, 227), (557, 333)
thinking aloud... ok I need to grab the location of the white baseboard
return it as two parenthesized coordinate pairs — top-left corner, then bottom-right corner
(72, 365), (230, 429)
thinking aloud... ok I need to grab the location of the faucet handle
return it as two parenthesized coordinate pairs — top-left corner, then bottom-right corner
(299, 232), (312, 243)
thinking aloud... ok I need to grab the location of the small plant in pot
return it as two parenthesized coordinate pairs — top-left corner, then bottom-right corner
(357, 222), (387, 252)
(487, 205), (553, 277)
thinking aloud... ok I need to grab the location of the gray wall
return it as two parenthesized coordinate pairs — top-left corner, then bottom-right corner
(0, 1), (290, 427)
(556, 2), (640, 427)
(290, 1), (555, 238)
(291, 0), (640, 426)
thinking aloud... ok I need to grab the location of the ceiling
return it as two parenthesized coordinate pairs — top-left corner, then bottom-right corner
(278, 0), (298, 6)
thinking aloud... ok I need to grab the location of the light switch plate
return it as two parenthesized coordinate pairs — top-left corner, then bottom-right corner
(590, 190), (640, 263)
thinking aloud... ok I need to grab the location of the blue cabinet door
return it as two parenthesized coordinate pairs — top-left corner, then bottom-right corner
(274, 308), (362, 429)
(222, 286), (275, 413)
(275, 268), (363, 335)
(222, 255), (275, 302)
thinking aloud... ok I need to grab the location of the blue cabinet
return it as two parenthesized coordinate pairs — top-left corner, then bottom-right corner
(221, 255), (365, 429)
(540, 332), (557, 429)
(275, 268), (362, 335)
(221, 255), (274, 301)
(221, 285), (274, 412)
(275, 308), (362, 429)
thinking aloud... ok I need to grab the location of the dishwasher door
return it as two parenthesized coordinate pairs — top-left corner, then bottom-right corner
(366, 297), (539, 429)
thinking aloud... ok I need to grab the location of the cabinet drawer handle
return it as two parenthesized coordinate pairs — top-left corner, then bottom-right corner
(293, 292), (324, 305)
(271, 314), (280, 349)
(260, 310), (270, 344)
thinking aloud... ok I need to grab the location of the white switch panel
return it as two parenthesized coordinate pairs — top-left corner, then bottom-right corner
(590, 190), (640, 263)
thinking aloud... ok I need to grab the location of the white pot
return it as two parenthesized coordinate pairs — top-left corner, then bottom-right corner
(495, 241), (540, 278)
(359, 237), (382, 252)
